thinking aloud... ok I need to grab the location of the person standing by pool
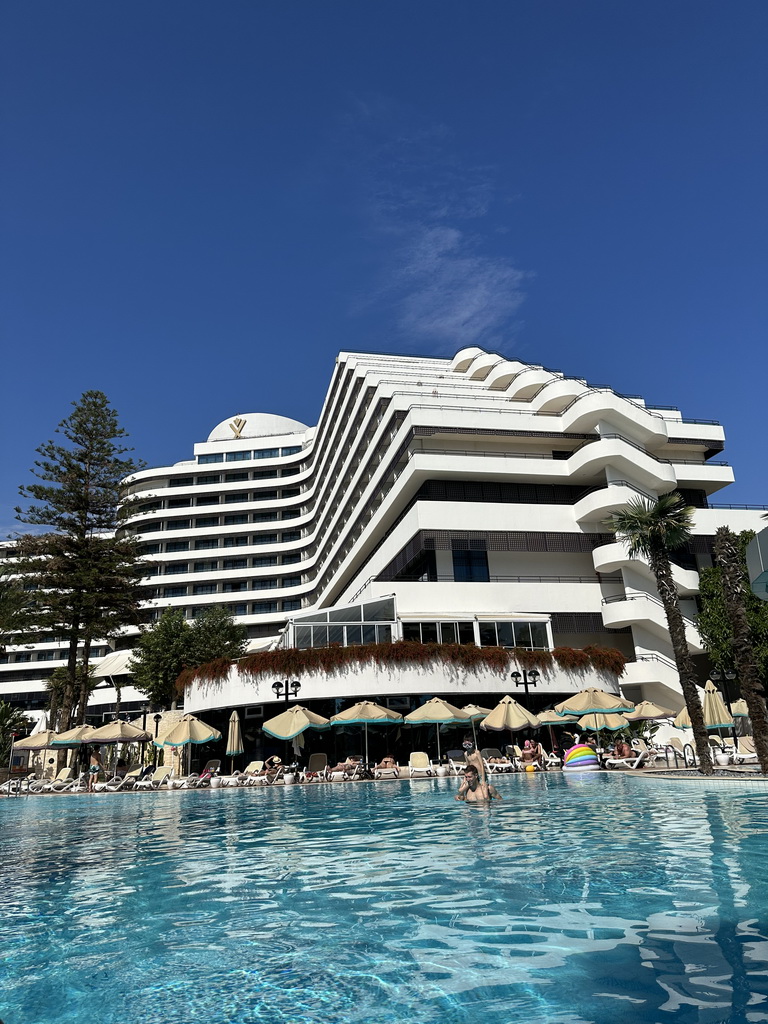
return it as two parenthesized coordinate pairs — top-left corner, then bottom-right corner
(87, 747), (103, 792)
(456, 750), (502, 802)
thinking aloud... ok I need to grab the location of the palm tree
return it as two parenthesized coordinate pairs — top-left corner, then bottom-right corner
(606, 493), (714, 774)
(0, 701), (33, 767)
(713, 526), (768, 775)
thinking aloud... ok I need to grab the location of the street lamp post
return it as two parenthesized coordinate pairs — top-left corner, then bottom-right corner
(153, 713), (163, 767)
(510, 669), (540, 697)
(272, 679), (301, 703)
(141, 704), (148, 732)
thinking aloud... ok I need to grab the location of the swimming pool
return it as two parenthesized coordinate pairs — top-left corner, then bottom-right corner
(2, 773), (768, 1024)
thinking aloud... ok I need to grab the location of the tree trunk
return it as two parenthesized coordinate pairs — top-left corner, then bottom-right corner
(75, 636), (93, 725)
(713, 527), (768, 775)
(649, 546), (714, 774)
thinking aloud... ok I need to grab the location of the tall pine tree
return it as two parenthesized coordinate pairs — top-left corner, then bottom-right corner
(15, 391), (146, 728)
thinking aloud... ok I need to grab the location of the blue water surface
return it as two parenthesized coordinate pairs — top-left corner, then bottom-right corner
(3, 773), (768, 1024)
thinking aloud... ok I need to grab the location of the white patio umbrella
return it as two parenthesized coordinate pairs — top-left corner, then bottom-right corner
(262, 705), (331, 741)
(480, 695), (541, 759)
(461, 703), (493, 748)
(50, 725), (99, 748)
(330, 701), (403, 764)
(554, 688), (635, 717)
(730, 699), (749, 718)
(157, 714), (223, 775)
(403, 698), (469, 762)
(226, 710), (244, 773)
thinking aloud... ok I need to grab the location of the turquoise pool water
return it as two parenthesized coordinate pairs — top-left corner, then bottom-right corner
(2, 773), (768, 1024)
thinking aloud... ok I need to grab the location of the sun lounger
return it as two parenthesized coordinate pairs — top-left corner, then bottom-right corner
(734, 737), (758, 764)
(134, 766), (171, 790)
(481, 747), (515, 773)
(408, 752), (435, 778)
(374, 761), (400, 779)
(301, 754), (329, 782)
(604, 750), (649, 770)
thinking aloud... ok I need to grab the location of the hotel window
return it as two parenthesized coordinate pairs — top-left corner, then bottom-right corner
(167, 519), (191, 531)
(194, 538), (218, 550)
(282, 510), (300, 520)
(253, 448), (279, 460)
(166, 541), (189, 553)
(282, 599), (301, 611)
(253, 601), (278, 614)
(198, 454), (223, 464)
(282, 553), (301, 565)
(253, 469), (278, 479)
(163, 586), (187, 598)
(254, 533), (278, 545)
(194, 561), (218, 572)
(229, 603), (248, 615)
(282, 576), (301, 588)
(282, 531), (301, 542)
(140, 543), (161, 555)
(223, 581), (249, 593)
(164, 563), (189, 575)
(253, 512), (277, 523)
(224, 492), (249, 503)
(223, 558), (247, 570)
(169, 476), (194, 488)
(168, 497), (191, 508)
(253, 490), (278, 501)
(402, 621), (475, 645)
(15, 654), (31, 663)
(252, 556), (278, 567)
(281, 446), (302, 456)
(281, 487), (300, 499)
(253, 578), (278, 590)
(226, 451), (252, 462)
(225, 471), (249, 482)
(196, 495), (220, 505)
(37, 651), (57, 661)
(193, 584), (217, 595)
(196, 516), (220, 528)
(139, 522), (162, 532)
(225, 514), (249, 525)
(224, 536), (249, 548)
(139, 500), (161, 513)
(197, 474), (221, 485)
(281, 466), (299, 477)
(452, 549), (490, 582)
(477, 620), (549, 650)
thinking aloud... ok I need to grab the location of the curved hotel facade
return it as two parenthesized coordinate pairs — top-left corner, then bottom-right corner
(1, 347), (765, 720)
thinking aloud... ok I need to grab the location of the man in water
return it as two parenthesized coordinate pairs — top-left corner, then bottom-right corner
(455, 751), (502, 802)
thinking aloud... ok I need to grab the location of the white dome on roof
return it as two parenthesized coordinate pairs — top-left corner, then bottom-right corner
(206, 413), (308, 443)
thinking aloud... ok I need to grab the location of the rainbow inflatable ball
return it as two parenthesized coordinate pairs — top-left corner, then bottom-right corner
(562, 743), (601, 771)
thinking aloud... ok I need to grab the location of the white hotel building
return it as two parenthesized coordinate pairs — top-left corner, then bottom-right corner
(1, 347), (765, 724)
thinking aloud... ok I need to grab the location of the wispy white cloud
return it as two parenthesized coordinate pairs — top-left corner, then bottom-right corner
(345, 102), (529, 351)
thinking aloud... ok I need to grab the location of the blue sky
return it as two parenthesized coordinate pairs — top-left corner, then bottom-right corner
(2, 0), (766, 533)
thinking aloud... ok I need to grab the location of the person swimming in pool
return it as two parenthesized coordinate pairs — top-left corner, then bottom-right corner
(455, 750), (502, 802)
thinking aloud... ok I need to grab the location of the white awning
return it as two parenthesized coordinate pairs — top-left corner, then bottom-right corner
(92, 649), (135, 678)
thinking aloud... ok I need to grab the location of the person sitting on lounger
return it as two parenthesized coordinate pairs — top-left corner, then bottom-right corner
(520, 740), (544, 768)
(610, 738), (633, 761)
(259, 755), (283, 778)
(375, 754), (398, 773)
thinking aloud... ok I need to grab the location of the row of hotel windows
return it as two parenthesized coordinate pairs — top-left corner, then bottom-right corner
(151, 600), (302, 619)
(146, 553), (301, 568)
(139, 533), (301, 555)
(1, 646), (110, 664)
(160, 577), (301, 597)
(401, 619), (550, 649)
(138, 511), (302, 532)
(197, 445), (303, 464)
(167, 467), (301, 488)
(141, 487), (301, 511)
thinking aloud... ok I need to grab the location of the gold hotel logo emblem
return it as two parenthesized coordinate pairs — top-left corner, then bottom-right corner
(229, 417), (246, 439)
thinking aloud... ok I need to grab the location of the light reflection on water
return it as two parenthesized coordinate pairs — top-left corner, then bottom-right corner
(2, 773), (768, 1024)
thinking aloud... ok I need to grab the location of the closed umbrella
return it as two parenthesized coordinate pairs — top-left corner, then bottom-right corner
(330, 701), (402, 764)
(461, 703), (493, 748)
(226, 710), (244, 773)
(158, 714), (223, 775)
(404, 698), (469, 762)
(674, 682), (734, 731)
